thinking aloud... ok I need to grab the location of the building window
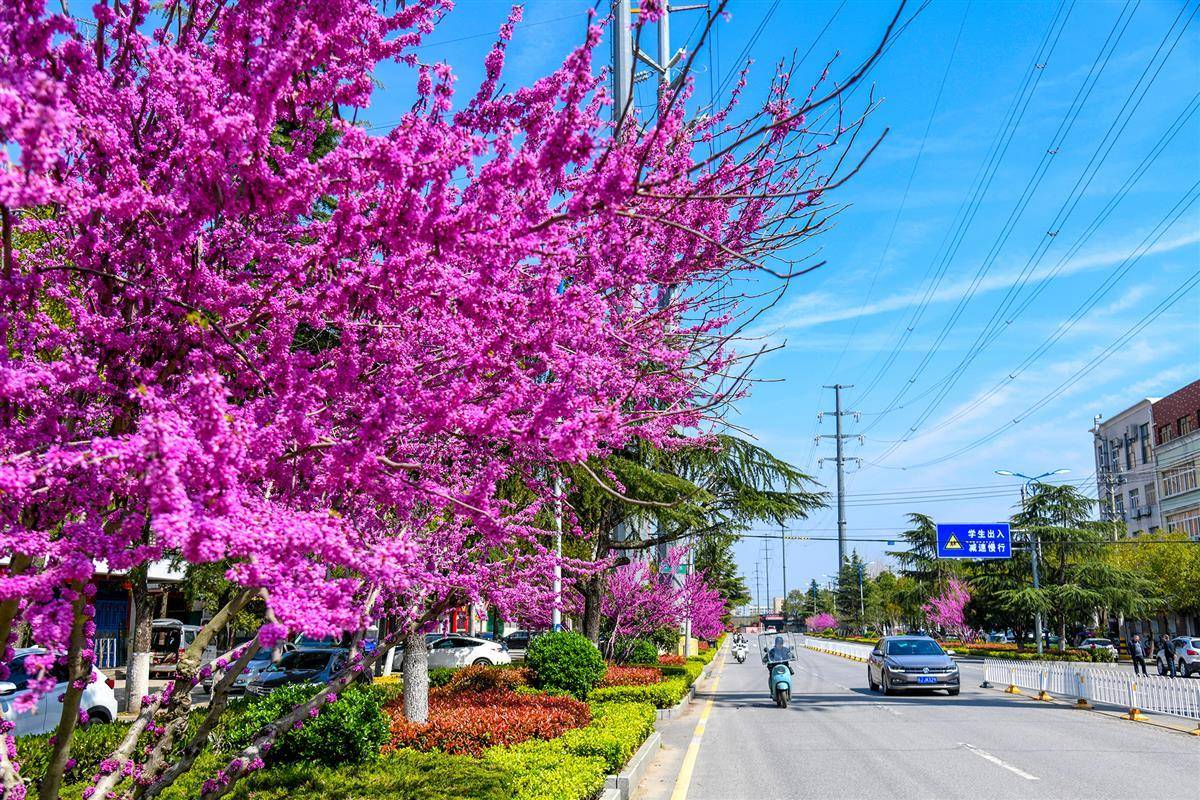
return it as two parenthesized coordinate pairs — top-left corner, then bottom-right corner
(1129, 488), (1140, 517)
(1164, 508), (1200, 540)
(1181, 415), (1196, 436)
(1161, 461), (1198, 498)
(1115, 494), (1125, 519)
(1160, 424), (1175, 444)
(1124, 436), (1133, 470)
(1145, 483), (1156, 508)
(1139, 423), (1151, 463)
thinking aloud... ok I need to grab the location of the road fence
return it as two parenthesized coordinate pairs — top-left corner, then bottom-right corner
(983, 658), (1200, 725)
(803, 638), (872, 662)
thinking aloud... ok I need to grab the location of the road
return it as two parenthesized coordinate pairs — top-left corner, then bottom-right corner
(636, 644), (1199, 800)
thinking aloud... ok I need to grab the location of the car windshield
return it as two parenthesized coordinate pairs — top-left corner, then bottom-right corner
(886, 639), (945, 656)
(151, 628), (181, 653)
(3, 656), (30, 690)
(275, 651), (332, 672)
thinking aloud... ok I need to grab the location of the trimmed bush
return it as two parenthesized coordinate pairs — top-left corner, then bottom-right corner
(483, 739), (607, 800)
(588, 677), (690, 708)
(428, 667), (458, 688)
(224, 749), (512, 800)
(658, 654), (686, 666)
(222, 682), (389, 767)
(625, 639), (659, 665)
(561, 702), (657, 773)
(386, 689), (591, 757)
(525, 631), (605, 699)
(600, 665), (661, 688)
(16, 721), (132, 789)
(445, 664), (530, 694)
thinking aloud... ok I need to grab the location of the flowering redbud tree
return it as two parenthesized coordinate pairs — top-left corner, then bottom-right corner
(921, 578), (978, 642)
(1, 0), (897, 795)
(805, 612), (839, 633)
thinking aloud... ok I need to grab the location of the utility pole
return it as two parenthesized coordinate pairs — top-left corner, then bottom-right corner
(754, 562), (762, 617)
(817, 384), (861, 573)
(610, 0), (633, 123)
(761, 538), (772, 613)
(779, 520), (788, 619)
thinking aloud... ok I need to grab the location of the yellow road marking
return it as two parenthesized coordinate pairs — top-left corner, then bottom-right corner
(669, 649), (725, 800)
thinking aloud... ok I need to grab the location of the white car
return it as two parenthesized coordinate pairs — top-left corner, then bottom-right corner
(1156, 637), (1200, 677)
(0, 648), (118, 736)
(427, 635), (511, 668)
(1077, 638), (1118, 657)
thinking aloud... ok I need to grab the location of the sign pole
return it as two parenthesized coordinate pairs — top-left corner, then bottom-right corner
(1031, 530), (1044, 655)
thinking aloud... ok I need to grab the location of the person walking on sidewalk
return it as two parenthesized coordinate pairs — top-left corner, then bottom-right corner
(1128, 634), (1148, 676)
(1157, 634), (1177, 677)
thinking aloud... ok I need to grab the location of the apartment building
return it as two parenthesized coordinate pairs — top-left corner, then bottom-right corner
(1092, 398), (1160, 534)
(1153, 379), (1200, 540)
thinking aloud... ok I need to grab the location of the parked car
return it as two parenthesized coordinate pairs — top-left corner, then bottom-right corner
(0, 648), (118, 736)
(245, 648), (366, 697)
(1156, 637), (1200, 677)
(501, 630), (544, 658)
(867, 636), (960, 696)
(150, 618), (214, 677)
(428, 635), (510, 668)
(1077, 638), (1118, 657)
(202, 643), (296, 694)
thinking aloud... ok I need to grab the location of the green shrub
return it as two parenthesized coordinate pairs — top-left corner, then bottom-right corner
(624, 639), (659, 665)
(587, 677), (690, 708)
(205, 749), (512, 800)
(483, 739), (606, 800)
(222, 682), (388, 767)
(525, 632), (605, 699)
(57, 749), (226, 800)
(561, 702), (656, 773)
(16, 721), (132, 789)
(428, 667), (458, 688)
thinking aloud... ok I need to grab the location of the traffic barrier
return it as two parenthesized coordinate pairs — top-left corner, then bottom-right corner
(982, 658), (1200, 723)
(802, 638), (873, 663)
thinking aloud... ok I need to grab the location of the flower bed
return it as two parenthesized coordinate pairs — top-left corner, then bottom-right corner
(588, 676), (691, 708)
(600, 666), (662, 687)
(658, 654), (686, 666)
(385, 689), (591, 757)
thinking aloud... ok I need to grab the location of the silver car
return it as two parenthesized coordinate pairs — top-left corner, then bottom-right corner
(1156, 637), (1200, 678)
(867, 636), (960, 696)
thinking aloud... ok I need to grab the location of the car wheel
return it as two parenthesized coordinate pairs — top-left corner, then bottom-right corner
(947, 688), (960, 696)
(868, 670), (878, 692)
(1179, 660), (1189, 677)
(881, 670), (893, 696)
(472, 657), (492, 666)
(1157, 661), (1167, 676)
(84, 706), (112, 727)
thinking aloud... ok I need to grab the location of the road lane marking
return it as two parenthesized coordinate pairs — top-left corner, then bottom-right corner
(669, 650), (726, 800)
(960, 743), (1039, 780)
(873, 702), (902, 716)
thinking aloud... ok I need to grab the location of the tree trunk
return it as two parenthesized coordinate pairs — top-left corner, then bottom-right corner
(126, 562), (155, 714)
(580, 573), (603, 643)
(402, 631), (429, 724)
(39, 585), (89, 800)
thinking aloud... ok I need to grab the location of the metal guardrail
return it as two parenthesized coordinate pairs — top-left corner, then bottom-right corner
(804, 638), (873, 662)
(984, 658), (1200, 723)
(95, 636), (120, 670)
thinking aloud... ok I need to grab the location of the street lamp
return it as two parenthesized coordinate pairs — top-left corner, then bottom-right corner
(994, 467), (1068, 655)
(857, 561), (876, 635)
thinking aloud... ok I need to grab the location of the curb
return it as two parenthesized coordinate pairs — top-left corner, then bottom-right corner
(604, 730), (661, 800)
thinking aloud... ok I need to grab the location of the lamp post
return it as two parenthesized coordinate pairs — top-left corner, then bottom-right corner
(857, 561), (876, 635)
(994, 468), (1068, 655)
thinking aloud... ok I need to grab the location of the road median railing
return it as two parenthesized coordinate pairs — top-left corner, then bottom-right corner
(803, 637), (873, 663)
(982, 657), (1200, 731)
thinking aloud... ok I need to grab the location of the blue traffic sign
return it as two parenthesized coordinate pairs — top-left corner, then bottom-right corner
(936, 523), (1012, 559)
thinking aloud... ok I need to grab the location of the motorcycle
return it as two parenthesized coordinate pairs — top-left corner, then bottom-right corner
(732, 641), (747, 663)
(759, 632), (796, 708)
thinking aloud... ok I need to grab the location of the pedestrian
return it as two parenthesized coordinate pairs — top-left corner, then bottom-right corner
(1128, 634), (1148, 676)
(1158, 634), (1177, 678)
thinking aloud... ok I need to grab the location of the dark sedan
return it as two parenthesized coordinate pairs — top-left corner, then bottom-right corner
(867, 636), (960, 696)
(245, 648), (363, 697)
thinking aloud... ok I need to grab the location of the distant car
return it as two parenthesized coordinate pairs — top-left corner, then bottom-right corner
(150, 619), (215, 676)
(428, 635), (511, 668)
(1156, 637), (1200, 677)
(501, 630), (544, 658)
(245, 648), (366, 697)
(867, 636), (960, 696)
(1077, 638), (1117, 657)
(0, 648), (118, 736)
(202, 643), (296, 694)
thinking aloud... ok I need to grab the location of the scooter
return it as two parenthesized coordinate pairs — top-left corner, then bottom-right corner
(767, 662), (791, 707)
(732, 641), (747, 663)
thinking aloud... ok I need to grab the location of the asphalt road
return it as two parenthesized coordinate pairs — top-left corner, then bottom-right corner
(636, 645), (1199, 800)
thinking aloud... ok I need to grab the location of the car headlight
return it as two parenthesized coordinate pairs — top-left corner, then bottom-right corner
(885, 661), (905, 671)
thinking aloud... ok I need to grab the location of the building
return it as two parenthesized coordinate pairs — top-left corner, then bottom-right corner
(1092, 398), (1160, 534)
(1152, 379), (1200, 540)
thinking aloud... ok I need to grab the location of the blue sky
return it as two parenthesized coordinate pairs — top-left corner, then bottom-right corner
(367, 1), (1200, 609)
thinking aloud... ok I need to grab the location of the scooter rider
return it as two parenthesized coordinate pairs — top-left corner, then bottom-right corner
(764, 635), (794, 675)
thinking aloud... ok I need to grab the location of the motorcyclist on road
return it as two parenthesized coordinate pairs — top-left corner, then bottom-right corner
(764, 635), (794, 675)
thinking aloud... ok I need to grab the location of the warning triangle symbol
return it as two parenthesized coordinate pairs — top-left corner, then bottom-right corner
(944, 534), (963, 551)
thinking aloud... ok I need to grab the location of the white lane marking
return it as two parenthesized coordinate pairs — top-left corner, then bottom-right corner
(873, 702), (902, 717)
(959, 743), (1039, 781)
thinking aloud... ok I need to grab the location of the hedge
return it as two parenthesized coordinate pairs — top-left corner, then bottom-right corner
(16, 721), (132, 790)
(588, 676), (690, 708)
(483, 739), (607, 800)
(560, 702), (657, 773)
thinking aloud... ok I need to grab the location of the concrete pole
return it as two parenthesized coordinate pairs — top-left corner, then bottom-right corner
(611, 0), (633, 123)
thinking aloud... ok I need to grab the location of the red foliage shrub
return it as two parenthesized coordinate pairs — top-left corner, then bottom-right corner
(658, 654), (686, 666)
(385, 689), (590, 757)
(445, 665), (531, 694)
(600, 666), (662, 688)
